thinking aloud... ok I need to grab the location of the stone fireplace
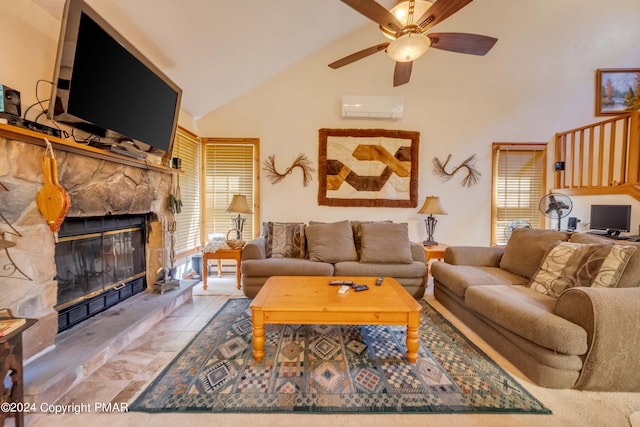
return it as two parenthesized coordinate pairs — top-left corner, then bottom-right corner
(0, 127), (173, 358)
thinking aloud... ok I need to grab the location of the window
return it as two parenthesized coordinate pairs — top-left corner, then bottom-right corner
(491, 143), (547, 245)
(201, 138), (259, 243)
(172, 127), (201, 257)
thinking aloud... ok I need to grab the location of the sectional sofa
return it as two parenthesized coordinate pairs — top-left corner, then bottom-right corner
(431, 228), (640, 391)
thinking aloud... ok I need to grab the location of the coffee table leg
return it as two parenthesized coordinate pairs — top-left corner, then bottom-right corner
(406, 313), (420, 363)
(252, 310), (265, 362)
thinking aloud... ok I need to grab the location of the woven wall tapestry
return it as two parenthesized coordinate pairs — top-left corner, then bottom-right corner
(318, 128), (419, 207)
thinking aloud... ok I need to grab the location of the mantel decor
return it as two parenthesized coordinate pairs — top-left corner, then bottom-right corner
(318, 128), (419, 207)
(595, 68), (640, 116)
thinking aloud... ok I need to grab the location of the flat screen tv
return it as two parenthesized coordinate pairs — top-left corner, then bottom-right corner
(589, 204), (631, 237)
(48, 0), (182, 165)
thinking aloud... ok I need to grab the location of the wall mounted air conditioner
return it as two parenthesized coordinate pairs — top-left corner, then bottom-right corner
(341, 95), (404, 120)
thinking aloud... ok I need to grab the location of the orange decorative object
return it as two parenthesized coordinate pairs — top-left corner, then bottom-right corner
(36, 140), (70, 240)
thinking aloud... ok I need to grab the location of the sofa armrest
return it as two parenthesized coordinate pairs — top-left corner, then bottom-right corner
(410, 242), (426, 263)
(555, 287), (640, 391)
(443, 246), (504, 267)
(242, 237), (267, 260)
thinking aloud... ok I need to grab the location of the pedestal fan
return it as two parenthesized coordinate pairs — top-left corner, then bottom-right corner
(504, 219), (531, 241)
(539, 193), (573, 231)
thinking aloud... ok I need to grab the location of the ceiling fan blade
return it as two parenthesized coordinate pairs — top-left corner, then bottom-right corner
(428, 33), (498, 55)
(328, 42), (389, 69)
(417, 0), (473, 32)
(393, 61), (413, 87)
(341, 0), (404, 33)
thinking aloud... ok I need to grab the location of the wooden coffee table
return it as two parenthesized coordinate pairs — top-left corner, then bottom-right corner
(250, 276), (422, 363)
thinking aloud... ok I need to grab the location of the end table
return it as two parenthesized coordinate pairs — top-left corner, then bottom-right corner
(1, 310), (36, 427)
(423, 243), (448, 277)
(202, 248), (243, 290)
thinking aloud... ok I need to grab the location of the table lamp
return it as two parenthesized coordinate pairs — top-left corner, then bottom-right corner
(226, 194), (253, 240)
(418, 196), (447, 246)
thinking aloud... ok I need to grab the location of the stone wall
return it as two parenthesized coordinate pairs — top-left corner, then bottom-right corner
(0, 133), (173, 358)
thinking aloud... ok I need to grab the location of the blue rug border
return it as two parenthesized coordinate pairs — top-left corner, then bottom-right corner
(130, 297), (552, 415)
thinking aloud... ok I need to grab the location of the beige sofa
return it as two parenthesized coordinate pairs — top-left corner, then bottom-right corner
(241, 220), (427, 298)
(431, 228), (640, 391)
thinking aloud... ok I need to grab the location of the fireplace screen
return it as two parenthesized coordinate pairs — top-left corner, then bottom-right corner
(55, 226), (145, 310)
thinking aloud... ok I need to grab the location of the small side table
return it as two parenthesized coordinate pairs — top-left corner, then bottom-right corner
(1, 311), (36, 427)
(423, 243), (448, 277)
(203, 248), (242, 290)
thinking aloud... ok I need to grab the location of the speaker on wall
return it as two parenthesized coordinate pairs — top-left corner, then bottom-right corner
(0, 85), (21, 117)
(555, 161), (565, 172)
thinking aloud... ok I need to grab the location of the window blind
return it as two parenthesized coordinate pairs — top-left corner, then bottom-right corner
(172, 128), (201, 257)
(202, 143), (254, 241)
(492, 143), (547, 245)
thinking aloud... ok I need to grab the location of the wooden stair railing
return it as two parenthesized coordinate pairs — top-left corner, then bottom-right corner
(553, 110), (640, 200)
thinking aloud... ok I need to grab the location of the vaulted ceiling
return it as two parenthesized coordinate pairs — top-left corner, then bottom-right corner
(33, 0), (398, 119)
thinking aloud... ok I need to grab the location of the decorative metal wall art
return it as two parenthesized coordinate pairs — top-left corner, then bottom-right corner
(0, 182), (32, 281)
(433, 154), (481, 187)
(263, 153), (315, 187)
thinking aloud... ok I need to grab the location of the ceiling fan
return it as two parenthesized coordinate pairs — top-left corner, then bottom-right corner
(329, 0), (498, 86)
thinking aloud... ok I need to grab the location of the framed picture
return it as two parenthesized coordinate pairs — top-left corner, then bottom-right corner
(595, 68), (640, 116)
(317, 128), (419, 207)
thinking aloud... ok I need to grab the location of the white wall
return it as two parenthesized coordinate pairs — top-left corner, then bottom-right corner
(196, 0), (640, 244)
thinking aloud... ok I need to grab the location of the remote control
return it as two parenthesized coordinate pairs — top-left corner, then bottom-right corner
(352, 284), (369, 292)
(338, 285), (351, 294)
(376, 277), (383, 286)
(329, 280), (354, 286)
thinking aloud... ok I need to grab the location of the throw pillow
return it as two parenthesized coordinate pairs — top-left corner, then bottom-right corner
(359, 222), (413, 264)
(265, 222), (306, 258)
(529, 242), (613, 298)
(351, 220), (392, 257)
(500, 228), (571, 280)
(591, 245), (638, 288)
(305, 220), (358, 263)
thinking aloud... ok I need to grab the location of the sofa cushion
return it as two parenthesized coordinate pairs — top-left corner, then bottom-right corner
(465, 285), (588, 355)
(305, 220), (358, 263)
(430, 262), (529, 299)
(241, 258), (334, 277)
(570, 233), (640, 288)
(351, 220), (392, 256)
(500, 228), (571, 280)
(529, 242), (613, 297)
(334, 260), (426, 278)
(591, 244), (638, 288)
(359, 222), (413, 264)
(265, 222), (306, 258)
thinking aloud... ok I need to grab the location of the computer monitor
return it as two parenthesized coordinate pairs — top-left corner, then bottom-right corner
(589, 204), (631, 237)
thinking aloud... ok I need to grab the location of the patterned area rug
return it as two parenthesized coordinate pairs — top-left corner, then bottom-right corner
(131, 298), (551, 414)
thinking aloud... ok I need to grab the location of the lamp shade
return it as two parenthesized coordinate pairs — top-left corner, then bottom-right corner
(226, 194), (253, 214)
(418, 196), (447, 215)
(386, 32), (431, 62)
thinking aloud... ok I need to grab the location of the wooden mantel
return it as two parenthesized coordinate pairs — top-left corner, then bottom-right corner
(0, 123), (173, 174)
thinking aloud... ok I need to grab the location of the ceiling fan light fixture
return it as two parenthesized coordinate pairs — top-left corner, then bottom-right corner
(386, 32), (430, 62)
(381, 0), (434, 40)
(390, 0), (433, 26)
